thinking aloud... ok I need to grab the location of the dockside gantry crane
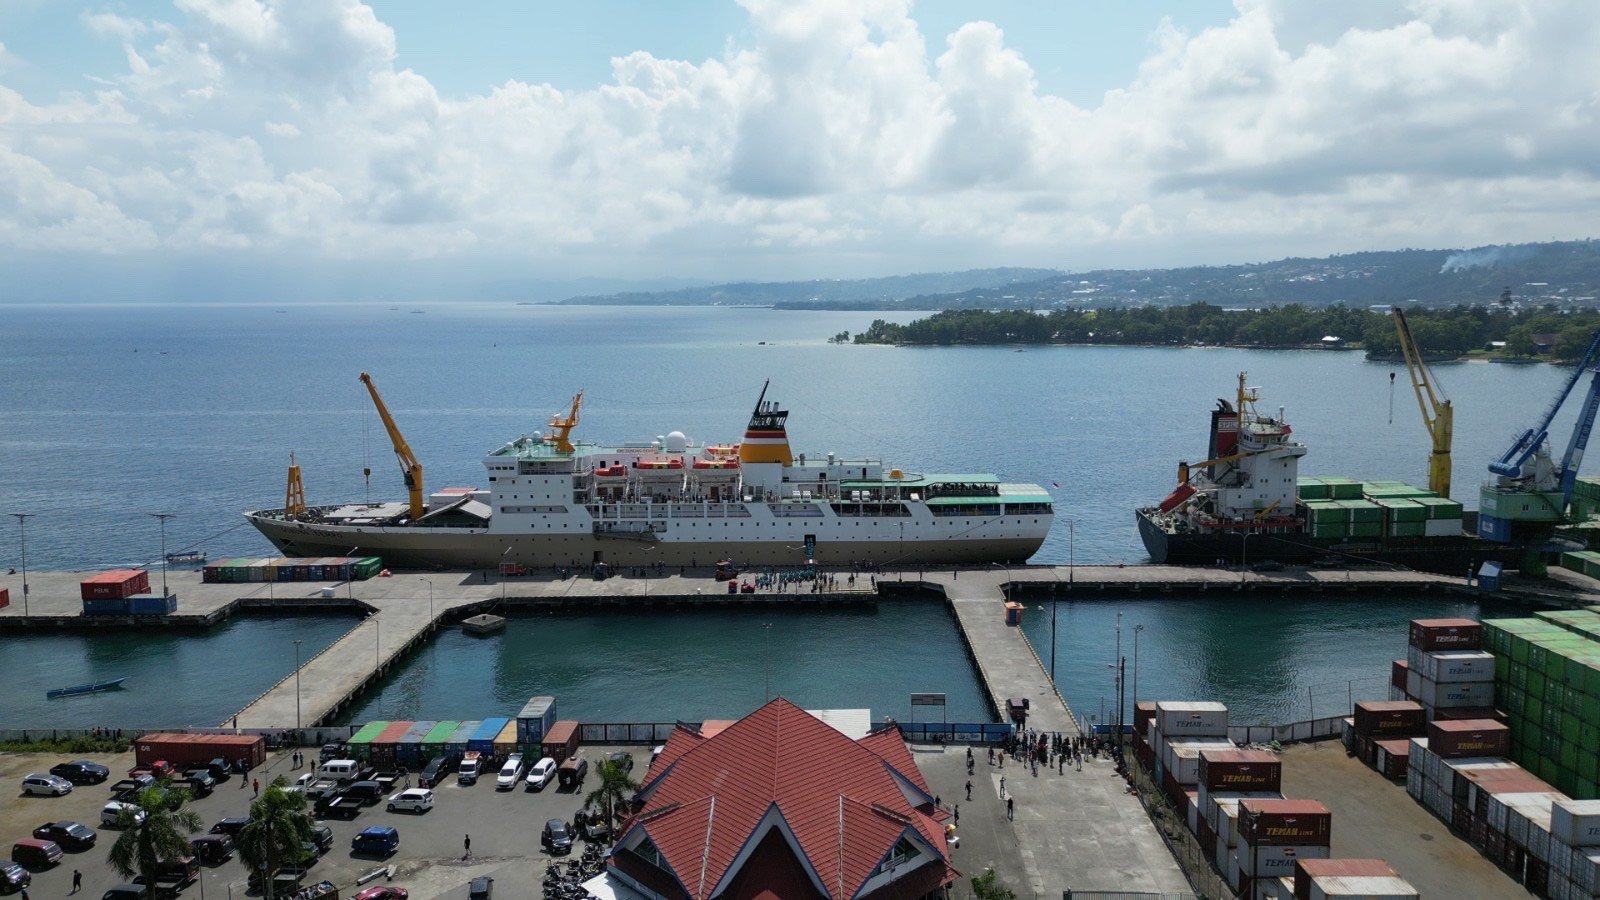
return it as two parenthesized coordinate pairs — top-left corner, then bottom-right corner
(358, 372), (425, 521)
(1391, 307), (1454, 498)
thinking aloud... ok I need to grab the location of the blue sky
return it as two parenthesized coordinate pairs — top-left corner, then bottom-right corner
(0, 0), (1595, 300)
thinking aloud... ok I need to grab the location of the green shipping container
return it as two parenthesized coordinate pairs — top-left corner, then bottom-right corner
(1576, 475), (1600, 501)
(1297, 478), (1333, 501)
(1377, 499), (1427, 523)
(347, 720), (389, 762)
(421, 720), (459, 758)
(1320, 476), (1364, 500)
(1303, 501), (1347, 524)
(352, 557), (384, 580)
(1389, 521), (1425, 538)
(1309, 523), (1347, 539)
(1338, 500), (1384, 523)
(1414, 496), (1465, 519)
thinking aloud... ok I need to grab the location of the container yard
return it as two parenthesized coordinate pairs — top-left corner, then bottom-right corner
(201, 556), (384, 583)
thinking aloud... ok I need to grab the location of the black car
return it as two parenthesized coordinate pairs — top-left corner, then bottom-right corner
(469, 876), (493, 900)
(318, 743), (346, 763)
(541, 818), (573, 854)
(189, 835), (234, 865)
(0, 862), (30, 895)
(210, 817), (251, 838)
(204, 760), (231, 781)
(308, 823), (334, 853)
(418, 753), (460, 789)
(604, 751), (634, 773)
(108, 775), (155, 801)
(49, 761), (109, 785)
(30, 823), (96, 852)
(181, 773), (214, 798)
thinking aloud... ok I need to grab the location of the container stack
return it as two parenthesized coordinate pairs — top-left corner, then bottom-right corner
(1255, 858), (1420, 900)
(1340, 700), (1426, 777)
(1484, 610), (1600, 800)
(201, 556), (383, 584)
(346, 721), (388, 762)
(516, 696), (557, 746)
(1229, 799), (1334, 899)
(1295, 478), (1462, 540)
(1391, 618), (1496, 718)
(134, 733), (265, 769)
(1194, 749), (1284, 879)
(80, 569), (150, 615)
(1147, 701), (1231, 816)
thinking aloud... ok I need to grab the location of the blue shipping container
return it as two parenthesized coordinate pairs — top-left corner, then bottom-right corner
(515, 696), (557, 746)
(82, 598), (130, 615)
(395, 721), (436, 768)
(447, 721), (480, 754)
(1477, 514), (1514, 542)
(127, 594), (176, 615)
(468, 717), (510, 753)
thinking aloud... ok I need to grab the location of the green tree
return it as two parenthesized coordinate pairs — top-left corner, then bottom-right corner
(970, 867), (1017, 900)
(238, 776), (315, 900)
(106, 782), (203, 900)
(583, 758), (641, 828)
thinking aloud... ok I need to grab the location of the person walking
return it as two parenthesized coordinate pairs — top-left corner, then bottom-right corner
(953, 805), (960, 826)
(998, 775), (1006, 799)
(71, 870), (82, 894)
(1006, 796), (1014, 821)
(965, 779), (972, 801)
(252, 778), (260, 797)
(463, 834), (472, 860)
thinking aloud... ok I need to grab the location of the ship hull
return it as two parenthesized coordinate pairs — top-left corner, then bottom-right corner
(250, 512), (1044, 568)
(1137, 509), (1511, 577)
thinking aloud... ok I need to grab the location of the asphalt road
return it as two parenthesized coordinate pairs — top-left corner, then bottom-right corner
(1, 747), (638, 900)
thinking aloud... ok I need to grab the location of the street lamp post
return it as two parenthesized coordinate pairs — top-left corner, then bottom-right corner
(423, 578), (434, 622)
(1241, 532), (1252, 586)
(148, 513), (175, 597)
(9, 513), (34, 616)
(294, 639), (303, 731)
(1068, 519), (1074, 589)
(501, 547), (512, 604)
(347, 547), (361, 601)
(1132, 624), (1145, 712)
(1115, 611), (1123, 741)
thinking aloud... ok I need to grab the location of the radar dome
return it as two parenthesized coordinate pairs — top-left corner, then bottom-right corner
(665, 430), (689, 452)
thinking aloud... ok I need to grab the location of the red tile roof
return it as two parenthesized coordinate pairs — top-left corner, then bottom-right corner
(616, 698), (951, 899)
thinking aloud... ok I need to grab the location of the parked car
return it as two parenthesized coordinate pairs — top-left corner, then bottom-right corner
(468, 877), (493, 900)
(308, 823), (334, 852)
(350, 826), (399, 856)
(319, 743), (347, 763)
(101, 802), (146, 828)
(108, 775), (154, 801)
(189, 835), (234, 865)
(576, 808), (610, 840)
(524, 758), (557, 792)
(386, 789), (434, 813)
(100, 884), (146, 900)
(418, 753), (460, 789)
(180, 773), (214, 798)
(605, 751), (634, 773)
(210, 817), (252, 837)
(31, 823), (95, 852)
(20, 774), (72, 797)
(495, 754), (525, 790)
(343, 781), (384, 806)
(541, 819), (573, 854)
(203, 759), (231, 781)
(0, 862), (30, 895)
(354, 887), (409, 900)
(313, 793), (362, 820)
(11, 840), (62, 871)
(457, 753), (484, 785)
(49, 761), (110, 785)
(129, 761), (174, 779)
(556, 757), (588, 791)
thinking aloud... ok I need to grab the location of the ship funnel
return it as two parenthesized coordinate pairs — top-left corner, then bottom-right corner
(739, 380), (794, 466)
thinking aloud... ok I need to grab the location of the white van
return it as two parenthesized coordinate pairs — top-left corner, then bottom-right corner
(320, 759), (358, 781)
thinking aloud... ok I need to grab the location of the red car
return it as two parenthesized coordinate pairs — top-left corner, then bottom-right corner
(127, 761), (174, 779)
(354, 888), (408, 900)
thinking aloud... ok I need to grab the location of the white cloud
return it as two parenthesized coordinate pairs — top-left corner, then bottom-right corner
(1, 0), (1598, 285)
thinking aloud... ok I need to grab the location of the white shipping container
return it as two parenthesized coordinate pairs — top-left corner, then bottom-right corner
(1553, 799), (1600, 849)
(1388, 684), (1408, 702)
(1406, 757), (1424, 800)
(1227, 848), (1243, 892)
(1155, 701), (1230, 737)
(1406, 669), (1423, 700)
(1187, 795), (1199, 834)
(1488, 792), (1561, 835)
(1425, 518), (1464, 537)
(1307, 876), (1421, 899)
(1553, 837), (1574, 877)
(1407, 647), (1495, 683)
(1572, 848), (1600, 894)
(1163, 738), (1235, 786)
(1216, 830), (1231, 875)
(1241, 840), (1332, 878)
(1210, 793), (1281, 848)
(1532, 818), (1554, 862)
(1410, 673), (1495, 707)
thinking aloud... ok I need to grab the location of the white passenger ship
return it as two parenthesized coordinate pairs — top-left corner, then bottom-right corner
(247, 384), (1054, 568)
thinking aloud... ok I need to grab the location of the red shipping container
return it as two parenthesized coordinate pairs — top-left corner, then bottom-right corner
(0, 587), (8, 608)
(1409, 618), (1482, 651)
(1133, 701), (1157, 736)
(1199, 749), (1283, 793)
(1427, 719), (1510, 759)
(134, 733), (265, 769)
(81, 569), (150, 601)
(1292, 859), (1399, 900)
(1374, 738), (1410, 779)
(1391, 658), (1409, 691)
(1433, 706), (1508, 724)
(1240, 799), (1332, 847)
(1353, 700), (1426, 737)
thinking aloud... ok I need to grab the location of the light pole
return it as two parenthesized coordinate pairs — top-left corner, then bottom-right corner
(294, 639), (303, 731)
(501, 547), (512, 604)
(149, 513), (175, 597)
(423, 579), (434, 622)
(1115, 611), (1123, 740)
(347, 547), (361, 601)
(375, 615), (381, 667)
(1241, 532), (1251, 585)
(10, 513), (34, 616)
(1132, 624), (1145, 712)
(1068, 519), (1074, 588)
(1035, 602), (1057, 684)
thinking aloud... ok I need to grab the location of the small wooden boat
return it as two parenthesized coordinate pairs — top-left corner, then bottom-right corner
(165, 550), (207, 565)
(47, 677), (127, 699)
(461, 614), (506, 636)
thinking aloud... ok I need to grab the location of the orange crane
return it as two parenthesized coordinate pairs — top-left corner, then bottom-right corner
(284, 452), (306, 518)
(358, 372), (425, 520)
(543, 390), (583, 454)
(1391, 307), (1453, 498)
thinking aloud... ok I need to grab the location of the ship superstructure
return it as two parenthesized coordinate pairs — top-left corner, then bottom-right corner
(247, 383), (1053, 568)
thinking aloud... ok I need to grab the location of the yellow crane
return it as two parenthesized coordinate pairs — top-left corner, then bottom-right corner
(358, 372), (425, 520)
(543, 390), (584, 454)
(284, 452), (306, 518)
(1391, 306), (1453, 497)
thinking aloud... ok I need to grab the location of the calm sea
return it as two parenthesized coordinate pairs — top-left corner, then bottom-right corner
(0, 302), (1572, 727)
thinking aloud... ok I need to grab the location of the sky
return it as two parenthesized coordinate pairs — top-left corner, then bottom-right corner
(1, 0), (1598, 300)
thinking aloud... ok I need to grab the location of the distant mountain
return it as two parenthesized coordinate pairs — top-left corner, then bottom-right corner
(555, 268), (1061, 307)
(892, 240), (1600, 311)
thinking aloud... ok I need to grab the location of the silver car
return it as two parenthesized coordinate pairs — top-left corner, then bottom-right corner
(20, 775), (71, 797)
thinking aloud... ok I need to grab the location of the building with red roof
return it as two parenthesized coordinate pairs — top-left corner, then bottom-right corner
(601, 698), (957, 899)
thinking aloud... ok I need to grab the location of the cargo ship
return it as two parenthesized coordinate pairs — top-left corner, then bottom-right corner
(247, 383), (1053, 569)
(1136, 374), (1514, 575)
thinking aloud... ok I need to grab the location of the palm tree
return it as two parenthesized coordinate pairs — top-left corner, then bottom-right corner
(107, 781), (202, 900)
(582, 758), (640, 830)
(970, 867), (1017, 900)
(237, 776), (315, 900)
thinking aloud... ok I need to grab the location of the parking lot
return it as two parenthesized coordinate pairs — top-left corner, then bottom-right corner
(1, 746), (642, 900)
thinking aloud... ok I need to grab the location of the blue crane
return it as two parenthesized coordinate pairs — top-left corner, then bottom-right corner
(1488, 330), (1600, 508)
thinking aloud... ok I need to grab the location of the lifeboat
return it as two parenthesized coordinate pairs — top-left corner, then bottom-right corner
(636, 459), (686, 470)
(693, 459), (742, 470)
(595, 465), (628, 477)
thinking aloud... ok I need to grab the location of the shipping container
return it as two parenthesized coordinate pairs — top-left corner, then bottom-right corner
(1296, 478), (1332, 501)
(1240, 799), (1332, 847)
(541, 721), (580, 764)
(395, 721), (436, 769)
(469, 717), (510, 753)
(82, 598), (130, 615)
(1478, 513), (1515, 542)
(1552, 798), (1600, 848)
(1352, 701), (1426, 737)
(447, 721), (480, 755)
(494, 720), (519, 758)
(369, 721), (413, 769)
(346, 721), (388, 762)
(127, 593), (177, 615)
(80, 569), (150, 600)
(1154, 701), (1230, 737)
(1390, 659), (1409, 692)
(1406, 647), (1495, 683)
(515, 696), (557, 746)
(134, 733), (266, 769)
(1428, 719), (1511, 759)
(1200, 749), (1283, 793)
(1241, 840), (1332, 879)
(1163, 738), (1236, 786)
(1374, 739), (1410, 780)
(1376, 498), (1426, 522)
(1133, 701), (1157, 737)
(1410, 618), (1483, 651)
(1423, 518), (1464, 537)
(1319, 476), (1364, 500)
(1292, 858), (1418, 900)
(1409, 673), (1494, 708)
(421, 721), (459, 760)
(1415, 495), (1465, 520)
(1205, 791), (1284, 848)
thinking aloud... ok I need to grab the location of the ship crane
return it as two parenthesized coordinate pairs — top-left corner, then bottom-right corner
(1391, 307), (1453, 498)
(358, 372), (425, 521)
(543, 391), (583, 454)
(1483, 329), (1600, 541)
(284, 452), (306, 518)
